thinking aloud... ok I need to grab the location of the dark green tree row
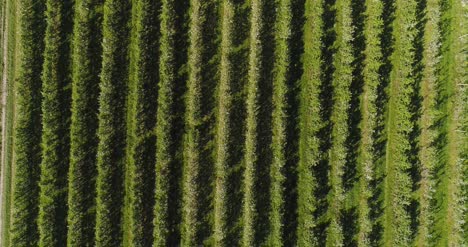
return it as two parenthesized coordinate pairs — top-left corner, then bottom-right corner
(242, 0), (276, 245)
(0, 0), (466, 246)
(415, 0), (441, 245)
(126, 0), (159, 246)
(153, 0), (188, 246)
(356, 0), (383, 245)
(437, 0), (467, 245)
(384, 0), (418, 245)
(10, 0), (45, 246)
(296, 0), (324, 245)
(38, 0), (72, 246)
(67, 0), (102, 246)
(326, 0), (354, 245)
(181, 0), (218, 245)
(94, 0), (130, 246)
(214, 0), (248, 246)
(269, 0), (292, 245)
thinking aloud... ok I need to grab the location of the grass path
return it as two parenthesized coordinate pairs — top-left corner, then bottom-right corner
(0, 0), (9, 243)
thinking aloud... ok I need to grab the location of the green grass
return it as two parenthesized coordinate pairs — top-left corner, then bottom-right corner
(1, 0), (17, 245)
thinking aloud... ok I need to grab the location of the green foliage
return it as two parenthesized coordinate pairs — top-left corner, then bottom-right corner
(356, 0), (383, 245)
(94, 0), (130, 246)
(181, 0), (219, 245)
(269, 0), (292, 245)
(384, 0), (418, 245)
(437, 0), (467, 245)
(242, 0), (270, 245)
(214, 3), (234, 244)
(214, 1), (248, 246)
(415, 0), (441, 245)
(67, 0), (102, 246)
(126, 0), (159, 246)
(0, 0), (464, 246)
(296, 0), (324, 245)
(326, 0), (354, 245)
(153, 0), (188, 246)
(10, 0), (46, 245)
(38, 0), (72, 246)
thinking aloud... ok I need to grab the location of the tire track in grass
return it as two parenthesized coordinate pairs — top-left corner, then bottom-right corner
(0, 0), (9, 244)
(1, 1), (18, 245)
